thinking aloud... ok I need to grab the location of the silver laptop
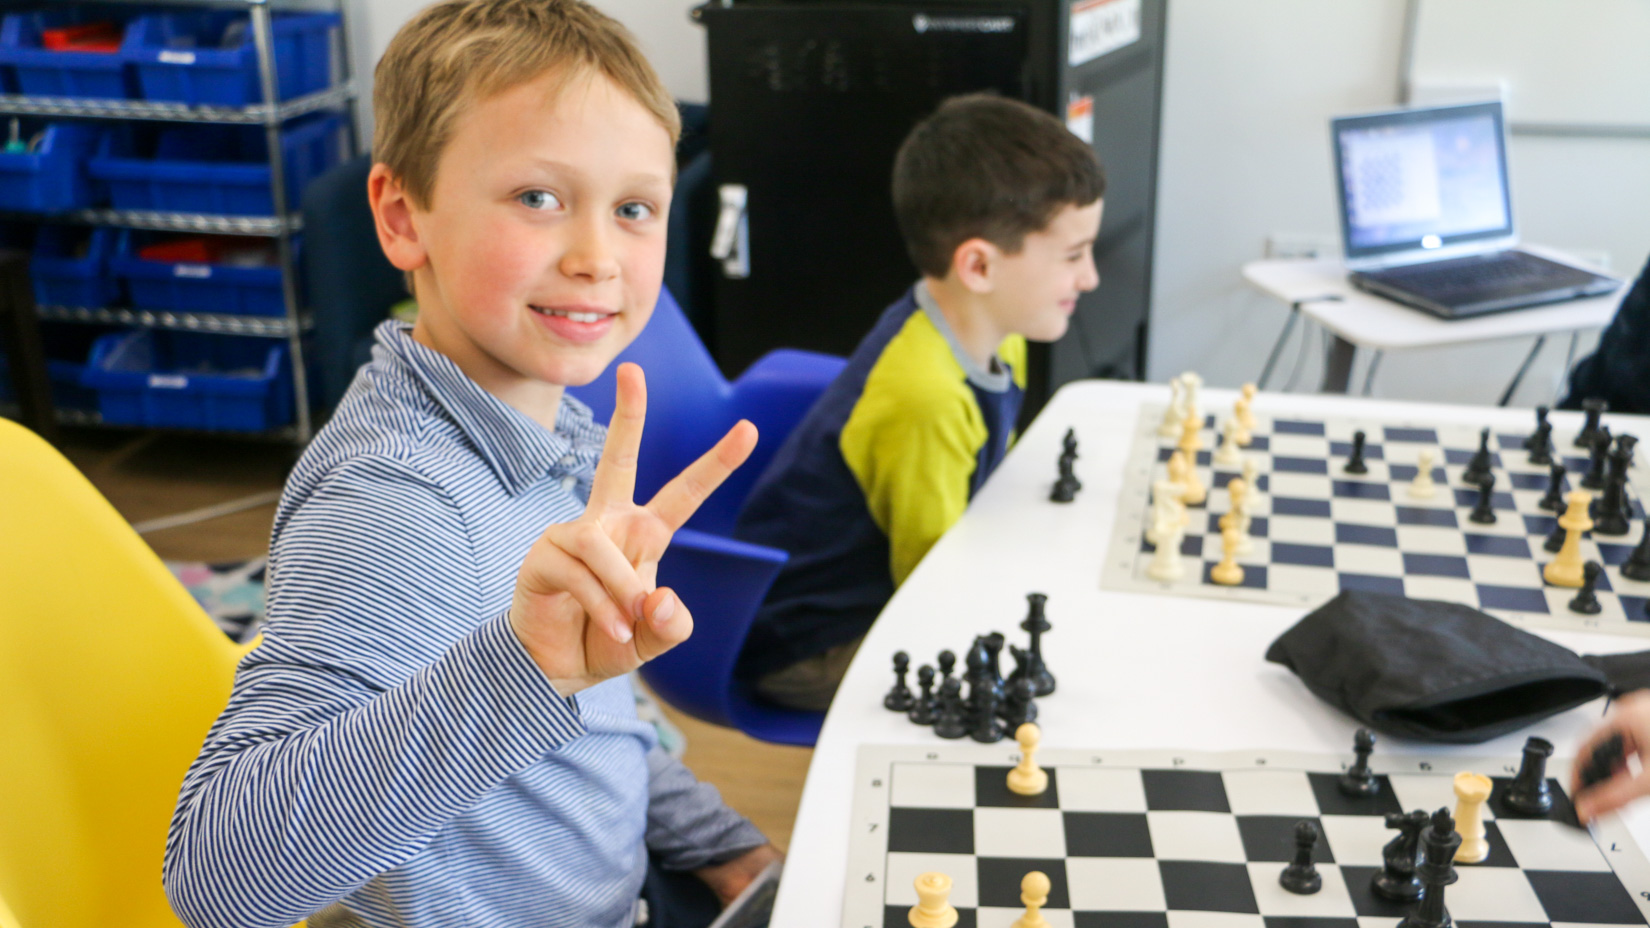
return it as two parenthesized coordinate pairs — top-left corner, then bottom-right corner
(1331, 100), (1621, 319)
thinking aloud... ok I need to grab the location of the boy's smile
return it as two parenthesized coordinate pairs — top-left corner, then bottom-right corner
(372, 67), (676, 427)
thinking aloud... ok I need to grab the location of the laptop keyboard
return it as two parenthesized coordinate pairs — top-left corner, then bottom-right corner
(1368, 250), (1585, 297)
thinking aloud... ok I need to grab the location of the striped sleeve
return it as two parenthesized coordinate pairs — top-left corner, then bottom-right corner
(163, 457), (586, 928)
(644, 745), (767, 870)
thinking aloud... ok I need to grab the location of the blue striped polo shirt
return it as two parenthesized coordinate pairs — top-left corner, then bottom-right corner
(164, 321), (765, 928)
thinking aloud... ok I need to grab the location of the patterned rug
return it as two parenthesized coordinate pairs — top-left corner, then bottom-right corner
(164, 558), (686, 756)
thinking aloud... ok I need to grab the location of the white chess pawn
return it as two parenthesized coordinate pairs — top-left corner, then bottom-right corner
(1238, 382), (1258, 431)
(1012, 871), (1052, 928)
(1213, 417), (1243, 467)
(1159, 375), (1186, 437)
(1147, 507), (1186, 581)
(1006, 723), (1048, 796)
(1232, 397), (1253, 446)
(1408, 449), (1438, 499)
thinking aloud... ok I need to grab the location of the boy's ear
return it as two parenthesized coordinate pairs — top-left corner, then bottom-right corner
(367, 163), (428, 273)
(951, 237), (1000, 294)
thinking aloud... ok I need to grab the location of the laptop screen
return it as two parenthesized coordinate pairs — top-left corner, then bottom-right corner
(1332, 101), (1513, 263)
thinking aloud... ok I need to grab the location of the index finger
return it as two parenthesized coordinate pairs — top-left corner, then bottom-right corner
(589, 363), (646, 511)
(646, 419), (758, 530)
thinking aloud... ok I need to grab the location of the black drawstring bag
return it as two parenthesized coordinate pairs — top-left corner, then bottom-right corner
(1265, 590), (1650, 744)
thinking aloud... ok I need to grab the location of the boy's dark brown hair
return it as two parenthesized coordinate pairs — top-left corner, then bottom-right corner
(892, 93), (1106, 279)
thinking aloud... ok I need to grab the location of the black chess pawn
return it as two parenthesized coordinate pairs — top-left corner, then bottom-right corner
(1468, 473), (1497, 525)
(1398, 809), (1461, 928)
(1016, 592), (1056, 696)
(1582, 427), (1612, 490)
(1576, 397), (1608, 448)
(1372, 809), (1430, 902)
(1463, 427), (1494, 484)
(884, 651), (915, 712)
(1527, 409), (1555, 466)
(1524, 405), (1549, 450)
(1504, 736), (1555, 815)
(1622, 515), (1650, 582)
(932, 678), (968, 739)
(1580, 732), (1626, 790)
(969, 681), (1006, 743)
(908, 665), (938, 726)
(937, 649), (957, 688)
(1538, 463), (1567, 512)
(1001, 675), (1038, 729)
(1340, 727), (1379, 797)
(1279, 820), (1322, 895)
(1345, 430), (1369, 475)
(1569, 561), (1604, 615)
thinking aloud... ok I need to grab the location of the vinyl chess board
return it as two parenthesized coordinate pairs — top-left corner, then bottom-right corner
(1101, 404), (1650, 637)
(844, 741), (1650, 928)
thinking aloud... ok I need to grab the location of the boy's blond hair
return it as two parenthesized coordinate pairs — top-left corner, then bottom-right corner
(373, 0), (681, 209)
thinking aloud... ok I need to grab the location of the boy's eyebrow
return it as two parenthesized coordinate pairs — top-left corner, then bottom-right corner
(528, 158), (671, 190)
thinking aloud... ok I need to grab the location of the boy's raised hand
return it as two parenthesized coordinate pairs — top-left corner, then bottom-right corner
(510, 363), (757, 695)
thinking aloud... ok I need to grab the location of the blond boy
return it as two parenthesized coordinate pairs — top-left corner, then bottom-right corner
(165, 2), (777, 925)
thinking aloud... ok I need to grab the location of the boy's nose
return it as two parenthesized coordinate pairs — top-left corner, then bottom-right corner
(560, 219), (622, 282)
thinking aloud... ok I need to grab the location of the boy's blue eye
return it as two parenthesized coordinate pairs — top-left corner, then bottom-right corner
(519, 190), (561, 210)
(617, 201), (654, 222)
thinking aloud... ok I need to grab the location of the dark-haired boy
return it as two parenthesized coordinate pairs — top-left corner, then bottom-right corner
(734, 93), (1106, 710)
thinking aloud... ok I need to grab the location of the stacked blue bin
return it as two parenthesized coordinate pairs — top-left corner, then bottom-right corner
(127, 11), (339, 105)
(111, 231), (292, 317)
(0, 121), (108, 211)
(82, 329), (294, 431)
(31, 225), (119, 306)
(0, 9), (136, 98)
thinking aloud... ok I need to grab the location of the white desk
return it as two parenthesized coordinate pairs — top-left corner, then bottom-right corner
(1242, 248), (1626, 399)
(769, 381), (1650, 928)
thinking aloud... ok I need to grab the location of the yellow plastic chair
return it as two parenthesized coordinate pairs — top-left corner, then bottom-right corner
(0, 419), (251, 928)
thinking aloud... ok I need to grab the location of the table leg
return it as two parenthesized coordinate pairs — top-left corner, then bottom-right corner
(1257, 304), (1301, 390)
(1321, 334), (1356, 394)
(1497, 335), (1547, 407)
(0, 250), (58, 445)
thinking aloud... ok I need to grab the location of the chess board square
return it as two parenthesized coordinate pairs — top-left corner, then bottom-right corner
(1273, 498), (1334, 519)
(1395, 525), (1469, 555)
(1331, 438), (1384, 459)
(1562, 454), (1593, 473)
(1144, 771), (1232, 813)
(884, 905), (979, 928)
(1465, 534), (1533, 558)
(1477, 584), (1551, 613)
(1274, 420), (1327, 436)
(1270, 516), (1337, 545)
(1247, 863), (1356, 918)
(1467, 555), (1543, 587)
(1334, 524), (1399, 548)
(1330, 501), (1397, 527)
(892, 762), (977, 808)
(1598, 541), (1638, 566)
(1458, 509), (1531, 539)
(1402, 553), (1471, 578)
(890, 808), (976, 853)
(1266, 565), (1342, 598)
(1396, 506), (1459, 527)
(1496, 431), (1528, 450)
(1271, 543), (1335, 568)
(1387, 463), (1448, 486)
(1524, 865), (1643, 918)
(1165, 915), (1266, 928)
(1488, 777), (1578, 825)
(1074, 913), (1171, 928)
(1384, 427), (1438, 444)
(1621, 593), (1650, 621)
(1272, 474), (1333, 498)
(1523, 513), (1560, 536)
(886, 852), (979, 906)
(1316, 815), (1395, 867)
(1201, 562), (1268, 589)
(1337, 866), (1415, 918)
(977, 907), (1076, 928)
(1332, 481), (1390, 501)
(1214, 473), (1274, 500)
(1447, 867), (1550, 921)
(1274, 456), (1331, 476)
(975, 808), (1066, 857)
(1065, 812), (1155, 857)
(1142, 534), (1205, 558)
(1236, 817), (1335, 863)
(1148, 812), (1249, 863)
(1336, 573), (1406, 596)
(1306, 774), (1403, 817)
(1385, 775), (1495, 822)
(1261, 919), (1360, 928)
(1067, 857), (1168, 911)
(977, 766), (1061, 809)
(1446, 448), (1503, 470)
(1453, 487), (1518, 512)
(1059, 768), (1149, 813)
(1160, 861), (1261, 913)
(1543, 585), (1602, 617)
(1403, 575), (1479, 605)
(1208, 512), (1271, 539)
(1332, 546), (1403, 575)
(1507, 472), (1550, 491)
(1492, 819), (1608, 871)
(1461, 820), (1520, 867)
(978, 856), (1070, 908)
(1223, 770), (1320, 817)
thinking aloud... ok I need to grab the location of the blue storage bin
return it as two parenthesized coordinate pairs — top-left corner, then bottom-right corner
(31, 226), (119, 307)
(0, 11), (136, 99)
(88, 112), (342, 216)
(127, 11), (339, 106)
(0, 121), (107, 212)
(0, 324), (107, 411)
(110, 230), (291, 316)
(82, 329), (293, 431)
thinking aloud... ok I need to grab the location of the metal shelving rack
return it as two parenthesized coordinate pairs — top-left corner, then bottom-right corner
(0, 0), (358, 443)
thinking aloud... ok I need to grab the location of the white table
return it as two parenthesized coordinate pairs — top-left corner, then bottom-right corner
(768, 381), (1650, 928)
(1242, 248), (1626, 399)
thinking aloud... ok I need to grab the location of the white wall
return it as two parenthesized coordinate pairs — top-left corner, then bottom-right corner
(1147, 0), (1650, 406)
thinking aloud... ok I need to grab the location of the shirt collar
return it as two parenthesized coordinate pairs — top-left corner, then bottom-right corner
(371, 320), (606, 497)
(914, 281), (1013, 394)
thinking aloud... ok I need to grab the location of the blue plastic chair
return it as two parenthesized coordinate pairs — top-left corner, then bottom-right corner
(568, 287), (846, 746)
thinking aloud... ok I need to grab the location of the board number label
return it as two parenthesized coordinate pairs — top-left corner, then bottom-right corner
(1068, 0), (1140, 67)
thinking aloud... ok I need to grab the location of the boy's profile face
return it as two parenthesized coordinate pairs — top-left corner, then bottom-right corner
(982, 200), (1104, 343)
(383, 68), (675, 396)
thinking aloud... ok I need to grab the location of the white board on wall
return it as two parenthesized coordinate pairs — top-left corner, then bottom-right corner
(1409, 0), (1650, 132)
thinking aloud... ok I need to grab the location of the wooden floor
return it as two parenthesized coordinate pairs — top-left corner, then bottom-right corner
(62, 430), (813, 850)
